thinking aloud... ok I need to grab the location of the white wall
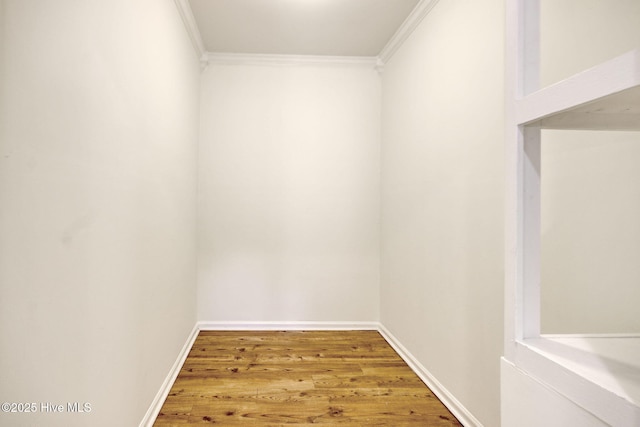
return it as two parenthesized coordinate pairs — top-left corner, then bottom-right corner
(380, 1), (504, 426)
(540, 0), (640, 87)
(0, 1), (200, 426)
(198, 61), (380, 322)
(541, 130), (640, 334)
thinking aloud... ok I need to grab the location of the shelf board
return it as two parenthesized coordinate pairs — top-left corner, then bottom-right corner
(535, 335), (640, 405)
(518, 335), (640, 426)
(517, 49), (640, 130)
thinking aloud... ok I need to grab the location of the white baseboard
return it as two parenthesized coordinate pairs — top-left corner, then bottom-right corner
(141, 320), (480, 427)
(377, 324), (483, 427)
(139, 323), (200, 427)
(198, 320), (380, 331)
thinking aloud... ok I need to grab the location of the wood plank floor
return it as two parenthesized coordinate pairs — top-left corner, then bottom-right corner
(154, 330), (462, 426)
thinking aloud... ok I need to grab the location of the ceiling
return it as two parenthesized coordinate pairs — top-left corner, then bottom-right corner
(187, 0), (421, 57)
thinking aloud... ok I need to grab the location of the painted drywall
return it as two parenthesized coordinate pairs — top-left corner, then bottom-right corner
(198, 61), (381, 322)
(541, 130), (640, 334)
(540, 0), (640, 87)
(380, 1), (504, 426)
(0, 1), (199, 426)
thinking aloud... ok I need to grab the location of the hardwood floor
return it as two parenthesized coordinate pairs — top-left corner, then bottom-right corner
(154, 330), (462, 426)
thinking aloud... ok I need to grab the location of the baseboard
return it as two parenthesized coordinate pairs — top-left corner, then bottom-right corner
(377, 324), (484, 427)
(198, 320), (380, 331)
(139, 323), (200, 427)
(141, 320), (481, 426)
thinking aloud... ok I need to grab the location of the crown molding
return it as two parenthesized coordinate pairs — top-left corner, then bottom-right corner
(176, 0), (439, 72)
(203, 52), (379, 69)
(378, 0), (440, 65)
(173, 0), (206, 59)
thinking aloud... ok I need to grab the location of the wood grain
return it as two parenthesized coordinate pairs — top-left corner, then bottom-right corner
(154, 330), (462, 426)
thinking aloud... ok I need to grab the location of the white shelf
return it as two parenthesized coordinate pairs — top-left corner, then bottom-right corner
(533, 336), (640, 404)
(506, 1), (640, 425)
(516, 49), (640, 130)
(517, 336), (640, 426)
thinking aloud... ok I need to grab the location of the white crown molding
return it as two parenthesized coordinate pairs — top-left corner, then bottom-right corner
(378, 0), (441, 65)
(175, 0), (438, 71)
(203, 52), (379, 69)
(173, 0), (206, 59)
